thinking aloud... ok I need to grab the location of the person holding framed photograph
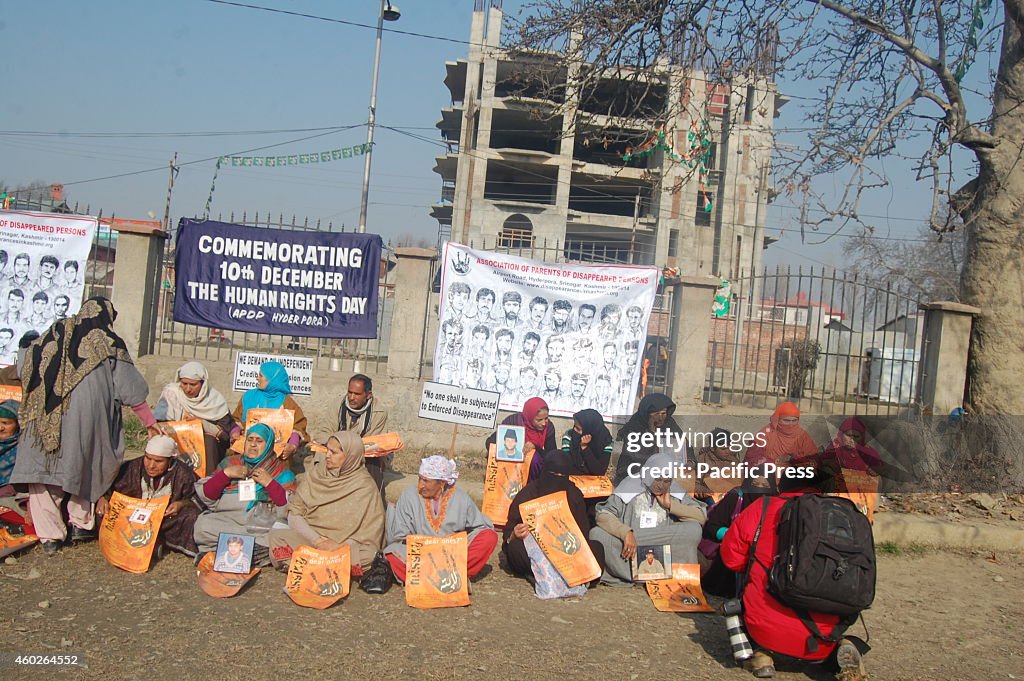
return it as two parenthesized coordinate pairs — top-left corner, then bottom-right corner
(589, 453), (706, 586)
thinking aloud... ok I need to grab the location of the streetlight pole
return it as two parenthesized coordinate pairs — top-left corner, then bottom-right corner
(357, 0), (400, 234)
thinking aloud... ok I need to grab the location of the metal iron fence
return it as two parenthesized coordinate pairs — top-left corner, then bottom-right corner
(705, 266), (926, 415)
(153, 212), (395, 374)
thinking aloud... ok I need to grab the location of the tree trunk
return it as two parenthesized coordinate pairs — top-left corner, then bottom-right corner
(961, 4), (1024, 418)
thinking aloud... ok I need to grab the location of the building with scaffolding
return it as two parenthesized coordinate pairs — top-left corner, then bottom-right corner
(431, 0), (784, 279)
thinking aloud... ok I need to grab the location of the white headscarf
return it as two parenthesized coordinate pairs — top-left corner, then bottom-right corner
(612, 453), (689, 504)
(158, 361), (230, 421)
(419, 455), (459, 485)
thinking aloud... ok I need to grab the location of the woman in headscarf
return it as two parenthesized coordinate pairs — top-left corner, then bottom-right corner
(384, 455), (497, 584)
(743, 402), (819, 468)
(560, 408), (614, 476)
(154, 361), (234, 470)
(0, 400), (21, 499)
(793, 417), (883, 493)
(193, 423), (296, 565)
(502, 450), (606, 579)
(698, 475), (774, 598)
(230, 361), (309, 461)
(97, 435), (200, 557)
(613, 393), (683, 484)
(588, 453), (706, 585)
(11, 297), (158, 555)
(485, 397), (557, 479)
(268, 431), (385, 575)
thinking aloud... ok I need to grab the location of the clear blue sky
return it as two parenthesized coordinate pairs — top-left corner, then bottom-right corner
(0, 0), (965, 270)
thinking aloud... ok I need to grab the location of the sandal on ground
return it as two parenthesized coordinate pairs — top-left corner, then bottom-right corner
(743, 651), (775, 678)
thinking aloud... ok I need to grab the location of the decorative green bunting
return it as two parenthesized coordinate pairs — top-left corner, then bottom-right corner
(221, 143), (374, 168)
(954, 0), (993, 82)
(624, 122), (715, 213)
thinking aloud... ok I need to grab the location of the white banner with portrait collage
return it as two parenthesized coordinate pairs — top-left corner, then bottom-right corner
(0, 209), (97, 366)
(434, 243), (659, 419)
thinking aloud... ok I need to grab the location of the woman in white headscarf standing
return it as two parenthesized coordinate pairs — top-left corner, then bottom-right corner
(154, 361), (234, 469)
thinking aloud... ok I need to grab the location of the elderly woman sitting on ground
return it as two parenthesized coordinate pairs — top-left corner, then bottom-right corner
(589, 453), (706, 585)
(384, 455), (498, 584)
(267, 431), (385, 579)
(97, 435), (200, 558)
(193, 423), (296, 566)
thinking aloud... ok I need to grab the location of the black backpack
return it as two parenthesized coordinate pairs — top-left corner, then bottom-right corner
(750, 494), (875, 651)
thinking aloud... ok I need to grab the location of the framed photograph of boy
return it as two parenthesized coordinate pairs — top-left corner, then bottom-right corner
(495, 425), (526, 463)
(214, 533), (255, 574)
(631, 544), (672, 581)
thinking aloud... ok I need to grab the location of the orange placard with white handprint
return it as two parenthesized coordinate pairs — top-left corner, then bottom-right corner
(0, 527), (37, 558)
(520, 490), (601, 588)
(229, 408), (295, 455)
(285, 544), (351, 609)
(833, 468), (880, 523)
(645, 563), (715, 613)
(569, 475), (614, 499)
(98, 492), (168, 574)
(196, 551), (260, 598)
(481, 444), (534, 526)
(163, 419), (207, 477)
(0, 385), (22, 403)
(405, 532), (470, 609)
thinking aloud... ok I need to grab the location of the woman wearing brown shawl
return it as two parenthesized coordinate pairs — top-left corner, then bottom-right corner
(97, 435), (200, 557)
(743, 402), (819, 468)
(268, 431), (384, 573)
(11, 298), (159, 555)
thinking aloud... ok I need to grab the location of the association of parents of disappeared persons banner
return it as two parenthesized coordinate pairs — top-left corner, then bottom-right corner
(173, 218), (381, 338)
(434, 242), (658, 419)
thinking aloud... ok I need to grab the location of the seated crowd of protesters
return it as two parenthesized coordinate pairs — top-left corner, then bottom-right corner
(0, 307), (879, 681)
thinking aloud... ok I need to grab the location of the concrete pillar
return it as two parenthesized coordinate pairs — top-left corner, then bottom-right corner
(667, 276), (721, 414)
(387, 247), (439, 380)
(111, 223), (167, 359)
(917, 301), (980, 416)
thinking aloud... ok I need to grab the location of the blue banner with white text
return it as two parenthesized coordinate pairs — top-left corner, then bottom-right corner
(173, 218), (381, 338)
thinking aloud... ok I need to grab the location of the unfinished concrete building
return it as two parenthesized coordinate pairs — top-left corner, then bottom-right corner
(432, 0), (783, 279)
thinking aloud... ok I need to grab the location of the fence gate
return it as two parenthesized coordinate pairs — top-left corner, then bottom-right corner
(704, 266), (926, 416)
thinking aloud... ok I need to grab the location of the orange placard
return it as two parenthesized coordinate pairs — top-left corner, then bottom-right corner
(285, 545), (352, 609)
(0, 528), (38, 559)
(646, 563), (715, 613)
(163, 419), (207, 477)
(229, 408), (295, 455)
(362, 432), (404, 458)
(481, 444), (534, 526)
(0, 385), (22, 402)
(833, 468), (880, 523)
(520, 491), (601, 588)
(569, 475), (614, 499)
(405, 532), (470, 609)
(98, 492), (168, 574)
(196, 551), (260, 598)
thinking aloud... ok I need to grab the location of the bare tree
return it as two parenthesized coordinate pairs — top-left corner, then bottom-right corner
(507, 0), (1024, 419)
(844, 225), (965, 302)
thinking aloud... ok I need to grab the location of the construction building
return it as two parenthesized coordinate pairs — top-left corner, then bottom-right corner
(431, 0), (783, 279)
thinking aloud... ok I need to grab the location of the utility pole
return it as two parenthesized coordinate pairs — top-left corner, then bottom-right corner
(162, 153), (178, 232)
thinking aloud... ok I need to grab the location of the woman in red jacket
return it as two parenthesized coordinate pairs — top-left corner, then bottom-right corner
(720, 476), (866, 680)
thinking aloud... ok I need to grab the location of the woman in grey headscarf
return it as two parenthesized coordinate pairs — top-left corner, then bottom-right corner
(588, 453), (706, 585)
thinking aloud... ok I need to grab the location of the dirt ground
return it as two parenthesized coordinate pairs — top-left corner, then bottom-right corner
(1, 542), (1021, 681)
